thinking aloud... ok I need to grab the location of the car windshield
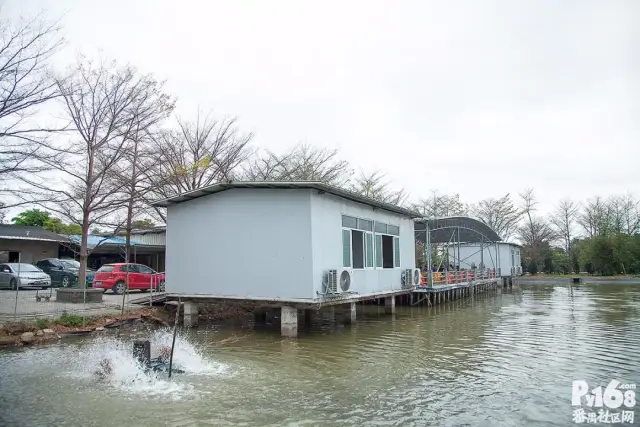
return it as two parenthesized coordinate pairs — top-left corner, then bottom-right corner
(60, 259), (81, 268)
(8, 263), (41, 272)
(97, 265), (115, 272)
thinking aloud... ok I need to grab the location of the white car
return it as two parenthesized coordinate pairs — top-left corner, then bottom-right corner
(0, 263), (52, 290)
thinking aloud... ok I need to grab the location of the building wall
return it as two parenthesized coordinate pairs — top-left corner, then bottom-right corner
(448, 242), (521, 277)
(310, 192), (416, 297)
(0, 239), (60, 264)
(130, 232), (166, 246)
(166, 189), (314, 299)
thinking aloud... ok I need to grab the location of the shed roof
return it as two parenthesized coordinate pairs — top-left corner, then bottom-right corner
(151, 181), (422, 218)
(415, 216), (502, 244)
(0, 225), (68, 242)
(66, 235), (134, 249)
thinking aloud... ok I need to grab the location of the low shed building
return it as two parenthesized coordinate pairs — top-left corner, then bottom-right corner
(153, 181), (422, 335)
(0, 225), (67, 264)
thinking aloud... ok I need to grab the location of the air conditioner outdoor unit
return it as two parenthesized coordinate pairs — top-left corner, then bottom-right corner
(338, 268), (353, 292)
(322, 269), (338, 294)
(413, 268), (422, 287)
(401, 268), (414, 289)
(322, 268), (353, 294)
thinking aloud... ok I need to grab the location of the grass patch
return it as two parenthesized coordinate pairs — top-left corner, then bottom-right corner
(55, 312), (88, 327)
(35, 318), (49, 329)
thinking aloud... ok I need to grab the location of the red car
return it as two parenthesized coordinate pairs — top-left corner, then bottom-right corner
(92, 263), (165, 294)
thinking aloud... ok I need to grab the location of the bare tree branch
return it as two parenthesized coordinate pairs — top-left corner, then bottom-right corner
(0, 13), (65, 182)
(549, 198), (579, 253)
(145, 110), (253, 222)
(349, 169), (407, 206)
(18, 57), (171, 287)
(470, 193), (521, 240)
(242, 143), (352, 186)
(409, 190), (468, 218)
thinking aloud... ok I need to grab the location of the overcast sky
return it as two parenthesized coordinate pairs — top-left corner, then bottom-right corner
(3, 0), (639, 215)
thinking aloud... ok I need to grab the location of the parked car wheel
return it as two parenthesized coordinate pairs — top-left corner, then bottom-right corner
(9, 278), (17, 291)
(112, 281), (125, 295)
(61, 276), (71, 288)
(158, 280), (165, 292)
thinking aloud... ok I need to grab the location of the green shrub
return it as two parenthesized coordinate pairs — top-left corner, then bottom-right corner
(56, 312), (87, 327)
(35, 318), (48, 329)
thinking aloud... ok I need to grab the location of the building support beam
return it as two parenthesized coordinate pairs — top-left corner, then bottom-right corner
(281, 306), (298, 338)
(384, 296), (395, 314)
(339, 302), (357, 324)
(183, 301), (198, 327)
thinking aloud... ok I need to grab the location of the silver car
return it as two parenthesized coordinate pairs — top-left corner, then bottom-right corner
(0, 263), (52, 290)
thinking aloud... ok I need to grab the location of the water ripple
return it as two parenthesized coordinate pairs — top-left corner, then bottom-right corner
(1, 283), (639, 426)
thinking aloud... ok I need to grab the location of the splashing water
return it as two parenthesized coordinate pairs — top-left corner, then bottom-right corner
(64, 329), (230, 398)
(149, 329), (229, 376)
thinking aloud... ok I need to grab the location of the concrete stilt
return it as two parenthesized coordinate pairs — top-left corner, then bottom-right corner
(281, 306), (298, 338)
(340, 302), (357, 324)
(384, 296), (395, 314)
(183, 301), (198, 327)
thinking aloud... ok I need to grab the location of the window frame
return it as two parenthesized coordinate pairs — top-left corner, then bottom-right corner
(342, 215), (401, 270)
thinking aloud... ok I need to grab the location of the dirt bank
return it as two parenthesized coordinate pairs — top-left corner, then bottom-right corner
(0, 307), (172, 348)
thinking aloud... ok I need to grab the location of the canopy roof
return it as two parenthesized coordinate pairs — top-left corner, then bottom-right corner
(415, 216), (502, 244)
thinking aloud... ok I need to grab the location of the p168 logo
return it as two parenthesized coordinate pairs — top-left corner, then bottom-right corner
(572, 380), (635, 424)
(572, 380), (636, 409)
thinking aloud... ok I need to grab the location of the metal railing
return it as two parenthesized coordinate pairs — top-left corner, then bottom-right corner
(419, 268), (500, 287)
(0, 273), (165, 326)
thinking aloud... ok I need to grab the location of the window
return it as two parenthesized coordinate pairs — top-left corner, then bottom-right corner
(365, 233), (374, 267)
(342, 230), (351, 267)
(342, 215), (357, 228)
(138, 265), (154, 274)
(382, 235), (394, 268)
(375, 235), (383, 267)
(97, 265), (115, 273)
(342, 215), (399, 269)
(358, 219), (373, 231)
(352, 230), (364, 269)
(394, 237), (400, 267)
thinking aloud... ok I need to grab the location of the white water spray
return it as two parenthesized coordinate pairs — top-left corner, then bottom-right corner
(66, 329), (230, 398)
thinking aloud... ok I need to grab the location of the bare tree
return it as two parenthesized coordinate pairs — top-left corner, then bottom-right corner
(549, 198), (579, 253)
(410, 190), (468, 218)
(20, 58), (170, 288)
(578, 196), (608, 237)
(620, 194), (640, 235)
(349, 170), (407, 205)
(0, 14), (64, 197)
(471, 193), (521, 240)
(517, 188), (556, 265)
(243, 143), (352, 186)
(145, 111), (253, 222)
(112, 82), (174, 290)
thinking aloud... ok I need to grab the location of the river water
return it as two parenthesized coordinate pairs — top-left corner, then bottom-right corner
(1, 282), (638, 427)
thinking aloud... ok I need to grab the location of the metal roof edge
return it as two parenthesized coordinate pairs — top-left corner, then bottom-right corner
(150, 181), (422, 218)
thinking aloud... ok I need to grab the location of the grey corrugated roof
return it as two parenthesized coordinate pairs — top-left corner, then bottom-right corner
(151, 181), (422, 218)
(414, 216), (502, 243)
(0, 225), (69, 242)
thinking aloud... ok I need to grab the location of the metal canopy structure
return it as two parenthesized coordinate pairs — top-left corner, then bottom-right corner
(415, 216), (502, 244)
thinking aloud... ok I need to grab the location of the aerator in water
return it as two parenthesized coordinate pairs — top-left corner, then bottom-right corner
(133, 340), (185, 375)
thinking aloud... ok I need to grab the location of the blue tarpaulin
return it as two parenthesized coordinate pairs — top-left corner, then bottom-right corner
(66, 235), (137, 249)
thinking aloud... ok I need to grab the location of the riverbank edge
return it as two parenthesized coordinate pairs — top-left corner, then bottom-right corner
(0, 307), (173, 348)
(517, 275), (640, 284)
